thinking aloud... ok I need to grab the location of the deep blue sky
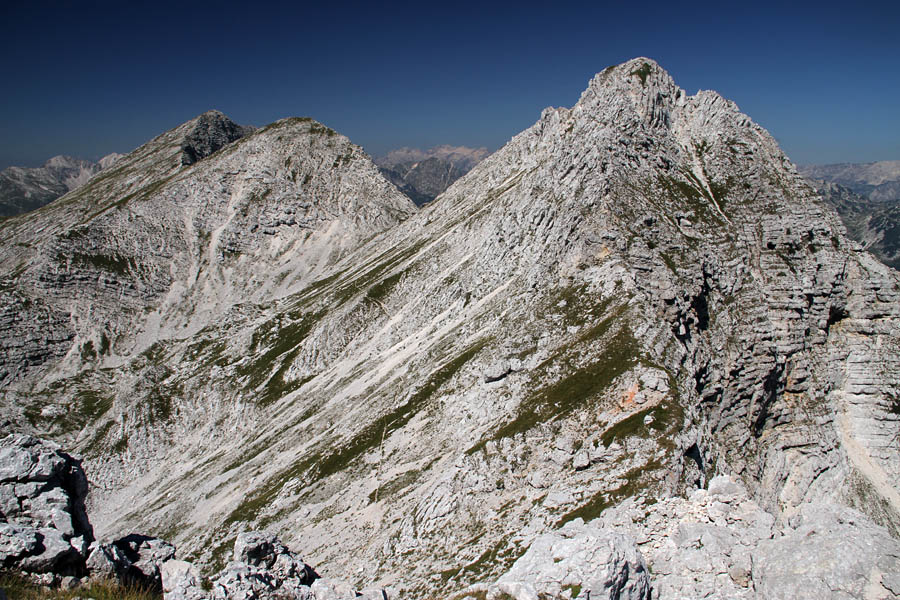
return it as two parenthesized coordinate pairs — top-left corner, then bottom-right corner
(1, 0), (898, 170)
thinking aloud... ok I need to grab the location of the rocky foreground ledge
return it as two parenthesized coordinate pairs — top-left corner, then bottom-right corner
(0, 434), (387, 599)
(2, 433), (900, 599)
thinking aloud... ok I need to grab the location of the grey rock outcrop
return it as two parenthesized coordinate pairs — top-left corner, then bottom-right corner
(0, 433), (92, 573)
(91, 533), (177, 588)
(598, 476), (773, 599)
(753, 503), (900, 600)
(163, 531), (380, 600)
(597, 475), (900, 599)
(494, 520), (650, 600)
(180, 110), (255, 166)
(0, 433), (178, 590)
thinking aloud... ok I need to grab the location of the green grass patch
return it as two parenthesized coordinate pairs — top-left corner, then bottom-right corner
(369, 468), (422, 504)
(366, 269), (405, 302)
(557, 459), (663, 526)
(439, 537), (524, 585)
(469, 322), (637, 453)
(67, 251), (135, 275)
(237, 310), (325, 406)
(331, 241), (425, 306)
(0, 571), (160, 599)
(79, 389), (113, 420)
(659, 251), (680, 274)
(85, 420), (115, 448)
(600, 403), (667, 447)
(207, 535), (236, 575)
(112, 434), (129, 453)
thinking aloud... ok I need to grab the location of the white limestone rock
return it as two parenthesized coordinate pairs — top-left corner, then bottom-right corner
(495, 519), (649, 600)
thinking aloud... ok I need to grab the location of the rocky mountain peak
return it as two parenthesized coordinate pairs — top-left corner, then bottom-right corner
(1, 58), (898, 599)
(573, 58), (681, 130)
(179, 109), (255, 166)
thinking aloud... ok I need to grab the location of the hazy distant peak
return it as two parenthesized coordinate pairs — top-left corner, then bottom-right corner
(98, 153), (123, 170)
(799, 160), (900, 203)
(800, 160), (900, 186)
(377, 145), (490, 171)
(44, 155), (94, 170)
(375, 145), (491, 206)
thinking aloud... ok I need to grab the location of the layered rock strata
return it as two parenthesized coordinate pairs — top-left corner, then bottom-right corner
(0, 59), (897, 599)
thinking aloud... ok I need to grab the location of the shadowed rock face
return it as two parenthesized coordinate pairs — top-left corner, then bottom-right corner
(0, 59), (899, 598)
(179, 111), (255, 166)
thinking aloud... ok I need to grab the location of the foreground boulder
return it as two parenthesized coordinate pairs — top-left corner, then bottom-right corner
(0, 433), (176, 591)
(594, 475), (900, 599)
(0, 434), (93, 573)
(86, 533), (176, 589)
(752, 503), (900, 600)
(493, 521), (650, 600)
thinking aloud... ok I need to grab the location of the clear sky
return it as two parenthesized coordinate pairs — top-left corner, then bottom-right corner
(1, 0), (898, 170)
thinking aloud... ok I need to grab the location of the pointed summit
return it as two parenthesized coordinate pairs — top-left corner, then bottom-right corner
(570, 57), (681, 132)
(179, 110), (255, 165)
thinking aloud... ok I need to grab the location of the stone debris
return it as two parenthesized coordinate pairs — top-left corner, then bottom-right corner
(594, 475), (900, 599)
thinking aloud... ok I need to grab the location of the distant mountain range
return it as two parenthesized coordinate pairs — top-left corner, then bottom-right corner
(800, 161), (900, 270)
(800, 160), (900, 203)
(375, 145), (489, 205)
(0, 154), (123, 217)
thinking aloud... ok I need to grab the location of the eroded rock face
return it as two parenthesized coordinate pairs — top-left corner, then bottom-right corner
(0, 434), (92, 573)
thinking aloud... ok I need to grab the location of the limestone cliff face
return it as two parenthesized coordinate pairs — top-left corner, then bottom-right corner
(1, 59), (898, 597)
